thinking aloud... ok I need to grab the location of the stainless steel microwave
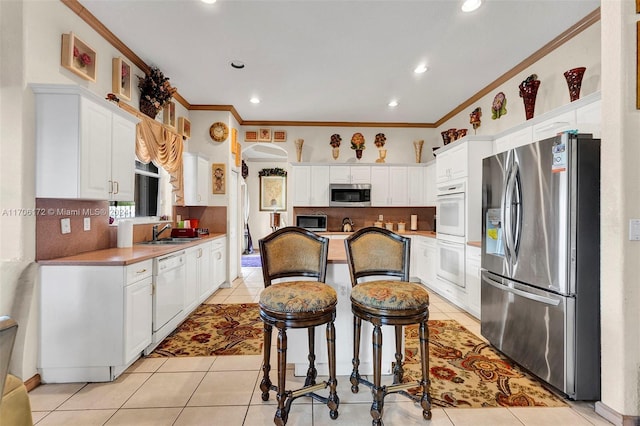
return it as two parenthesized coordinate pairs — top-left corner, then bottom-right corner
(295, 214), (328, 232)
(329, 183), (371, 207)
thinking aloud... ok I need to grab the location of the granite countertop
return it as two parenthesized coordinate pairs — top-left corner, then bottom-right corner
(468, 241), (481, 248)
(321, 230), (436, 238)
(37, 233), (226, 266)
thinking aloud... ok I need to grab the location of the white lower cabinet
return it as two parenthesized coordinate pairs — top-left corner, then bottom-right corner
(211, 237), (227, 294)
(39, 259), (153, 383)
(414, 236), (437, 287)
(185, 243), (211, 310)
(465, 245), (482, 319)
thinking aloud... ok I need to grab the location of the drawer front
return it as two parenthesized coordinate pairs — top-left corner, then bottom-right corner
(126, 259), (153, 284)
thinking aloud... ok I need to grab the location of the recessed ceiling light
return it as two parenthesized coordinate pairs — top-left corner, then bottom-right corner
(388, 100), (399, 107)
(230, 61), (245, 69)
(461, 0), (481, 12)
(250, 97), (260, 104)
(414, 64), (428, 74)
(201, 0), (217, 4)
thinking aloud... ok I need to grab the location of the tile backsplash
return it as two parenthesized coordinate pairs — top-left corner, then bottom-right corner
(36, 199), (229, 260)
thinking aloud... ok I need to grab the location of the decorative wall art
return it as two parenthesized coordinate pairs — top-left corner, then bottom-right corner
(212, 163), (226, 194)
(258, 168), (287, 211)
(112, 57), (131, 101)
(61, 32), (97, 82)
(258, 128), (272, 142)
(519, 74), (541, 120)
(209, 122), (228, 142)
(491, 92), (507, 119)
(163, 101), (176, 129)
(470, 107), (482, 133)
(260, 176), (287, 211)
(330, 134), (341, 160)
(245, 130), (258, 142)
(273, 130), (287, 142)
(177, 117), (191, 138)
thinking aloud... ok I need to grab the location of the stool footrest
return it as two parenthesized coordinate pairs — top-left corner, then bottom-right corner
(290, 381), (327, 398)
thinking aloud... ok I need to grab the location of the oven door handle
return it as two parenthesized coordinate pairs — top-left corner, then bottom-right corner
(437, 240), (464, 249)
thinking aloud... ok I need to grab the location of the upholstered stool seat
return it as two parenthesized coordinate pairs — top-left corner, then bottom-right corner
(260, 281), (337, 314)
(351, 281), (429, 311)
(345, 227), (432, 426)
(1, 375), (33, 426)
(259, 227), (339, 426)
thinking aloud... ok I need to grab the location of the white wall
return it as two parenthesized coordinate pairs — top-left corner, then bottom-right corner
(597, 0), (640, 421)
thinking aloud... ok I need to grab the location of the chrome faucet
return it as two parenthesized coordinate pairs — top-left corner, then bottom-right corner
(152, 224), (172, 241)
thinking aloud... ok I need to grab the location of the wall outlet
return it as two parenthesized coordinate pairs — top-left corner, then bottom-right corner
(84, 217), (91, 231)
(60, 218), (71, 234)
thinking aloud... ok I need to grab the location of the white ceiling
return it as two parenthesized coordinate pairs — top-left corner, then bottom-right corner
(80, 0), (599, 124)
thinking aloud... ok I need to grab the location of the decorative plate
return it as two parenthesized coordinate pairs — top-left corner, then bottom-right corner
(209, 122), (229, 142)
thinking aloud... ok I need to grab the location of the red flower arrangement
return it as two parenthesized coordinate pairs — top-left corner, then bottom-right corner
(72, 46), (92, 67)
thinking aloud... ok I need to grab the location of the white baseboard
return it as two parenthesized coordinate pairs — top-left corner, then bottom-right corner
(595, 401), (640, 426)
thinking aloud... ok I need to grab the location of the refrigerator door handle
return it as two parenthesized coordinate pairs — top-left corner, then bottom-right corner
(503, 160), (518, 264)
(511, 161), (523, 257)
(482, 274), (561, 306)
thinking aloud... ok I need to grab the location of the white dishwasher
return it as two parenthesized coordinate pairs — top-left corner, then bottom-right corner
(147, 250), (186, 353)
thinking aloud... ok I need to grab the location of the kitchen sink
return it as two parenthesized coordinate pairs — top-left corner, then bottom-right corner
(137, 238), (201, 245)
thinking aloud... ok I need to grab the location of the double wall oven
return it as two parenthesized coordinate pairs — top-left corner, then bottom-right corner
(436, 180), (466, 288)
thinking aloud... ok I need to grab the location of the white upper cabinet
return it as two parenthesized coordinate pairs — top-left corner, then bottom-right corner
(436, 143), (468, 183)
(424, 162), (437, 206)
(183, 152), (209, 206)
(532, 109), (576, 141)
(292, 165), (329, 206)
(575, 98), (601, 138)
(34, 84), (138, 200)
(407, 166), (425, 206)
(494, 126), (533, 154)
(370, 166), (408, 206)
(329, 165), (370, 183)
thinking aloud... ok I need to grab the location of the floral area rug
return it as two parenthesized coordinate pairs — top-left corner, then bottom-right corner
(148, 303), (263, 357)
(402, 320), (567, 408)
(148, 304), (566, 408)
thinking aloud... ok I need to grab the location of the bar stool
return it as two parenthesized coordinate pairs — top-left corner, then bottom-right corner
(259, 226), (339, 425)
(344, 227), (431, 426)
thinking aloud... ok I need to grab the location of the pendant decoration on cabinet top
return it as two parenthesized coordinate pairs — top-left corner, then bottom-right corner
(469, 107), (482, 134)
(351, 132), (366, 159)
(330, 133), (341, 160)
(491, 92), (507, 120)
(374, 133), (386, 163)
(563, 67), (586, 102)
(137, 66), (177, 119)
(518, 74), (540, 120)
(294, 138), (304, 162)
(413, 139), (424, 163)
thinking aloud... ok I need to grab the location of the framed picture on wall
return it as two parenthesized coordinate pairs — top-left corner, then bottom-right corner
(112, 57), (131, 101)
(163, 101), (176, 128)
(260, 176), (287, 211)
(245, 130), (258, 142)
(61, 32), (97, 82)
(178, 117), (191, 138)
(273, 130), (287, 142)
(258, 128), (272, 142)
(212, 163), (226, 194)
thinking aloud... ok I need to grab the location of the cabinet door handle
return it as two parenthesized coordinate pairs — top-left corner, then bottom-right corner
(135, 268), (147, 274)
(108, 180), (113, 194)
(113, 181), (119, 194)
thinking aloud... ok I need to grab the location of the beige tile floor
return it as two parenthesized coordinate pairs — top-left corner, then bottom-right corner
(29, 266), (611, 426)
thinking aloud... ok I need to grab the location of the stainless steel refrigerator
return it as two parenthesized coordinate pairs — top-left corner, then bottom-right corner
(480, 132), (600, 400)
